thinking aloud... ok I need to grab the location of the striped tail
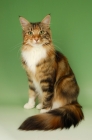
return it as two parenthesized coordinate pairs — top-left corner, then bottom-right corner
(18, 102), (84, 131)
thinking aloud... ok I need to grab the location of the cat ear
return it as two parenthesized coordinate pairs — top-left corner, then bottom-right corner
(41, 15), (51, 26)
(19, 16), (30, 30)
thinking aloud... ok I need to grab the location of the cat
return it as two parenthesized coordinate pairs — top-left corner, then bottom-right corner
(18, 15), (84, 130)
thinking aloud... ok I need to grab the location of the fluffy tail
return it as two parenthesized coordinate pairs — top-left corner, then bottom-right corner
(18, 102), (84, 131)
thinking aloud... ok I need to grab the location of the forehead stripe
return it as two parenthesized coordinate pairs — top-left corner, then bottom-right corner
(31, 23), (41, 29)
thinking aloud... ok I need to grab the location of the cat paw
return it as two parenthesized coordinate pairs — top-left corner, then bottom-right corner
(36, 103), (43, 110)
(24, 102), (35, 109)
(40, 108), (50, 113)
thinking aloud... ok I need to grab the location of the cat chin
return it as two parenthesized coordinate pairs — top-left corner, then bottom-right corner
(32, 43), (43, 48)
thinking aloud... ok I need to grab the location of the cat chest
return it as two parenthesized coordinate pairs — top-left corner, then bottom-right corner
(22, 46), (47, 73)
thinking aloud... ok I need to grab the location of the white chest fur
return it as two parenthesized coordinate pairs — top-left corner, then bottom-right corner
(22, 45), (47, 73)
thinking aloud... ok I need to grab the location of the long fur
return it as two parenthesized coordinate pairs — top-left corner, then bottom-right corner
(19, 102), (84, 131)
(19, 15), (84, 131)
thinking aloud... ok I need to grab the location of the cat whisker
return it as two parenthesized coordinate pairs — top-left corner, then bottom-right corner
(52, 40), (62, 49)
(17, 48), (21, 58)
(9, 42), (22, 52)
(53, 40), (61, 49)
(53, 38), (63, 42)
(47, 44), (60, 59)
(54, 44), (61, 50)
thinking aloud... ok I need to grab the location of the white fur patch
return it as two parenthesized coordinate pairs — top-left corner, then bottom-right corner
(22, 45), (47, 73)
(24, 97), (35, 109)
(40, 108), (51, 113)
(32, 77), (43, 95)
(52, 101), (62, 109)
(36, 103), (43, 109)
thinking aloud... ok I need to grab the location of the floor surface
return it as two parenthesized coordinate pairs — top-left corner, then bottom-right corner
(0, 106), (92, 140)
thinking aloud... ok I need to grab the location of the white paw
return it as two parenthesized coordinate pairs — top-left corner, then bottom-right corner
(36, 103), (43, 110)
(40, 108), (50, 113)
(24, 102), (35, 109)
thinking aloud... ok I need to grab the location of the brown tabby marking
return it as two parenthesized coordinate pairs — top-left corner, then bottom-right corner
(18, 15), (84, 130)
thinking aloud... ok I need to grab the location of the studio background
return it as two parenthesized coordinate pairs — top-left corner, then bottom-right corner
(0, 0), (92, 140)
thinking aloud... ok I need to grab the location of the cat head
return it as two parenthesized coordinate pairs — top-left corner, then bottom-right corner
(19, 15), (52, 47)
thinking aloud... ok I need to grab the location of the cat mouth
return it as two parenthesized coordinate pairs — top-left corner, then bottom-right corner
(30, 41), (43, 47)
(26, 39), (41, 46)
(33, 41), (40, 44)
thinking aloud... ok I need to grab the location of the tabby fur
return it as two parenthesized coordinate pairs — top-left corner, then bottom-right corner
(18, 15), (84, 130)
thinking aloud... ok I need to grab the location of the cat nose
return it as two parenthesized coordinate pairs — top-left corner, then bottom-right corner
(34, 37), (39, 42)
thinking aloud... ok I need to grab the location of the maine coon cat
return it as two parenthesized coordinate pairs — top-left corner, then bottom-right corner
(19, 15), (84, 130)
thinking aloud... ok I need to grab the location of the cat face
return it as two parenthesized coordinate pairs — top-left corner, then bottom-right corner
(19, 15), (52, 47)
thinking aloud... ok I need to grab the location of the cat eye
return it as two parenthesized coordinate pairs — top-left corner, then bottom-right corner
(39, 30), (44, 35)
(28, 31), (33, 35)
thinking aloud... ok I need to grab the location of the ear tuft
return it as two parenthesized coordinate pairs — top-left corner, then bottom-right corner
(19, 17), (30, 30)
(41, 15), (51, 25)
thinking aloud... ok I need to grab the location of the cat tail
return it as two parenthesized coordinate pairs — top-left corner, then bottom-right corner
(18, 102), (84, 131)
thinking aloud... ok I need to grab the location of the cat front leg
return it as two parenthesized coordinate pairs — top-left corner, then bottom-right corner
(36, 103), (43, 109)
(24, 81), (37, 109)
(24, 97), (35, 109)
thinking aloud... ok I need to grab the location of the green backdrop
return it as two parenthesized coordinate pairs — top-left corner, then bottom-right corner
(0, 0), (92, 108)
